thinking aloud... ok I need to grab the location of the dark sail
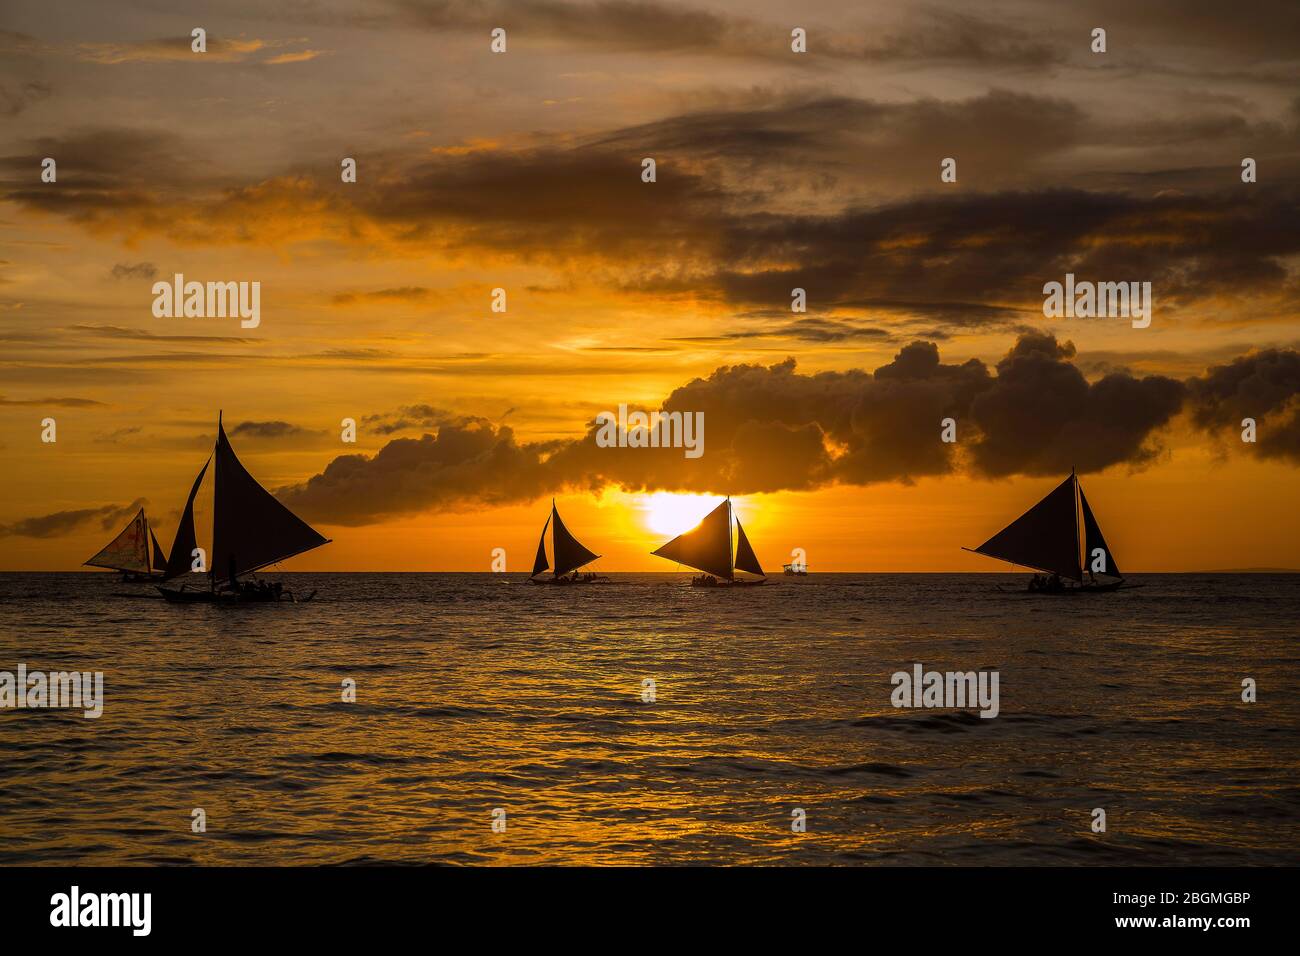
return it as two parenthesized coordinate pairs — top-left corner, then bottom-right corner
(212, 416), (329, 582)
(551, 503), (599, 577)
(84, 508), (150, 573)
(1079, 486), (1120, 578)
(150, 529), (167, 573)
(973, 474), (1081, 581)
(531, 512), (551, 577)
(652, 498), (734, 579)
(163, 457), (210, 580)
(734, 518), (764, 577)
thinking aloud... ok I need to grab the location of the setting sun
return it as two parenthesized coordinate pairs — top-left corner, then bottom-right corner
(639, 492), (722, 536)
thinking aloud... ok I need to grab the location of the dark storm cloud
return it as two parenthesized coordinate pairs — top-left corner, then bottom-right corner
(360, 142), (728, 258)
(278, 417), (557, 522)
(0, 498), (144, 538)
(385, 0), (1063, 68)
(703, 188), (1300, 315)
(353, 102), (1299, 321)
(0, 127), (203, 220)
(0, 89), (1091, 245)
(277, 332), (1189, 524)
(594, 90), (1088, 190)
(5, 92), (1297, 327)
(1187, 349), (1300, 462)
(967, 334), (1185, 477)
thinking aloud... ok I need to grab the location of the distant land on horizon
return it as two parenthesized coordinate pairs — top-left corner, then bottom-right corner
(1190, 567), (1300, 574)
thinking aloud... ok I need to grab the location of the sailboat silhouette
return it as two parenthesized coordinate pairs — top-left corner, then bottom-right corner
(157, 412), (330, 603)
(963, 470), (1134, 594)
(651, 497), (766, 587)
(528, 499), (604, 585)
(84, 507), (168, 582)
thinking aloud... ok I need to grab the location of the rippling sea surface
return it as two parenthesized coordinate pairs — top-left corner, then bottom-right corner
(0, 572), (1296, 866)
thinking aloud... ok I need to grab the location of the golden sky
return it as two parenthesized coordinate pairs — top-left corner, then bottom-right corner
(2, 0), (1299, 571)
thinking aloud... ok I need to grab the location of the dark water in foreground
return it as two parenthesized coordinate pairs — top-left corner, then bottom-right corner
(0, 572), (1296, 866)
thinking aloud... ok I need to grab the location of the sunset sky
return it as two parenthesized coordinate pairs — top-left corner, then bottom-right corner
(2, 0), (1299, 572)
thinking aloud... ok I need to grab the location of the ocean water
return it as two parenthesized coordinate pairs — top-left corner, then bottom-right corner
(0, 572), (1296, 866)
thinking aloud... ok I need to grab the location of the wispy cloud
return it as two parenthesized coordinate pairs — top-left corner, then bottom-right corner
(264, 49), (328, 65)
(0, 394), (106, 407)
(75, 36), (266, 64)
(109, 262), (157, 280)
(0, 498), (144, 538)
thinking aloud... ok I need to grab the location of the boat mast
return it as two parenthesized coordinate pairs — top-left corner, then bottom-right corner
(210, 410), (221, 590)
(1072, 467), (1082, 579)
(727, 496), (735, 576)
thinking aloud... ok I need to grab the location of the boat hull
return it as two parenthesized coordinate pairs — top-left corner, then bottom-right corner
(1001, 579), (1138, 595)
(157, 586), (314, 604)
(120, 571), (165, 583)
(157, 586), (216, 603)
(1030, 581), (1130, 595)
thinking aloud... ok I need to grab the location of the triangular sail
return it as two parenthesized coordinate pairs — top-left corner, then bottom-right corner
(84, 507), (150, 573)
(150, 528), (167, 573)
(551, 503), (600, 577)
(973, 475), (1082, 581)
(652, 498), (734, 579)
(163, 457), (210, 580)
(212, 417), (330, 583)
(531, 512), (551, 577)
(1079, 485), (1121, 578)
(734, 518), (764, 577)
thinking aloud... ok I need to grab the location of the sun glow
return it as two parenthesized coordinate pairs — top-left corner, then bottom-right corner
(640, 492), (720, 537)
